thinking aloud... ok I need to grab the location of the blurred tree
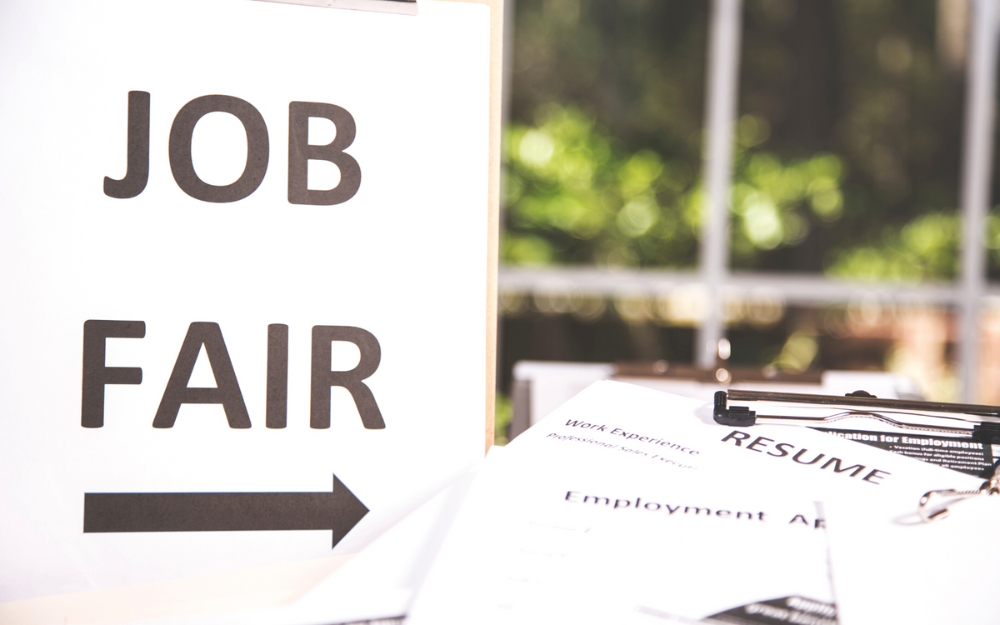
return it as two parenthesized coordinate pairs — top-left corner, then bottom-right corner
(504, 106), (701, 267)
(738, 0), (965, 278)
(505, 0), (708, 268)
(510, 0), (707, 163)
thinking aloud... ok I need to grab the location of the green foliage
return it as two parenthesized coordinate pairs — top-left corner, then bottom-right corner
(501, 103), (979, 283)
(502, 106), (851, 270)
(736, 0), (965, 274)
(493, 391), (512, 446)
(987, 214), (1000, 268)
(827, 212), (960, 280)
(730, 139), (847, 261)
(503, 105), (700, 268)
(503, 0), (973, 282)
(510, 0), (706, 165)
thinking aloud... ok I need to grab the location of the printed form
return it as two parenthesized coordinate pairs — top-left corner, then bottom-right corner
(406, 449), (834, 624)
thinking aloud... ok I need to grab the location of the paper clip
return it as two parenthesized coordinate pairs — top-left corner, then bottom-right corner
(917, 461), (1000, 522)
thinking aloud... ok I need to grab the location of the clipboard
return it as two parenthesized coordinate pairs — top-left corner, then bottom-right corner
(713, 389), (1000, 522)
(0, 0), (504, 620)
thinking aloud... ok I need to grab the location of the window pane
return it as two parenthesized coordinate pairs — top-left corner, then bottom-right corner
(503, 0), (708, 268)
(733, 0), (966, 280)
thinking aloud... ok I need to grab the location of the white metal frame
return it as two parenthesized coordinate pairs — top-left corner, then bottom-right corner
(498, 0), (1000, 402)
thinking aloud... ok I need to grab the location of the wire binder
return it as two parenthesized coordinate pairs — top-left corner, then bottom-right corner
(713, 389), (1000, 522)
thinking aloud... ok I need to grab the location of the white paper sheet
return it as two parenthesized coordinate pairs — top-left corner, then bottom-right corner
(406, 446), (835, 624)
(826, 491), (1000, 625)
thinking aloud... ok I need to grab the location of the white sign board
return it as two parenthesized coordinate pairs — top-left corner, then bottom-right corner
(0, 0), (494, 602)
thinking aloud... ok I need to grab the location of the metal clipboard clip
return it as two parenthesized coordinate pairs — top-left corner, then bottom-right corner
(713, 389), (1000, 523)
(917, 461), (1000, 522)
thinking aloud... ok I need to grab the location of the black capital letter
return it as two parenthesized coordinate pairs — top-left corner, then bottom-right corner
(288, 102), (361, 205)
(266, 324), (289, 428)
(153, 323), (251, 428)
(168, 95), (269, 203)
(104, 91), (150, 199)
(310, 326), (383, 429)
(82, 320), (145, 428)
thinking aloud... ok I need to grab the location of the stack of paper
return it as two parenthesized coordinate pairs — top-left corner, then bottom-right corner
(151, 381), (1000, 624)
(398, 381), (998, 625)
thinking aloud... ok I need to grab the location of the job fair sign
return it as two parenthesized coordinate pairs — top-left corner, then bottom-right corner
(0, 0), (494, 601)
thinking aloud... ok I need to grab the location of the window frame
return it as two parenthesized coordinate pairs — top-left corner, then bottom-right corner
(497, 0), (999, 402)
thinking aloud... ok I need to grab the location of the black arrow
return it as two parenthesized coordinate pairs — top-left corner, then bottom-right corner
(83, 475), (368, 547)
